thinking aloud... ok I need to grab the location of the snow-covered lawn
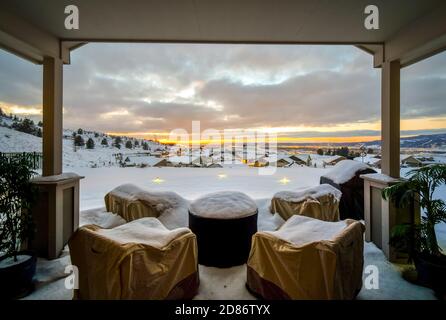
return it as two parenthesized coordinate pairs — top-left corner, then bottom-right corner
(76, 166), (326, 210)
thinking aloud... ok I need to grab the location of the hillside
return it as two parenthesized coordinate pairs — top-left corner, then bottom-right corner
(0, 123), (166, 168)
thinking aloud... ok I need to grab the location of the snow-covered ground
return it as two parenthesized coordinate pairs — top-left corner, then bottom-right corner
(22, 164), (445, 300)
(76, 166), (325, 210)
(2, 123), (445, 300)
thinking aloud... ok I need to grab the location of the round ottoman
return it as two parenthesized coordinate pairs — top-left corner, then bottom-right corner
(189, 191), (258, 268)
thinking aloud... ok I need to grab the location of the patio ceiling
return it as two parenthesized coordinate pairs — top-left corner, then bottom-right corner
(1, 0), (446, 67)
(0, 0), (441, 43)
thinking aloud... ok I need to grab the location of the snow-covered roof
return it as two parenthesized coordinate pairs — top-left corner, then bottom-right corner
(126, 156), (165, 166)
(353, 156), (381, 165)
(168, 155), (198, 164)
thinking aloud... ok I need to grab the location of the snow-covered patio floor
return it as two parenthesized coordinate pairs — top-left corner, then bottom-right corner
(24, 166), (443, 300)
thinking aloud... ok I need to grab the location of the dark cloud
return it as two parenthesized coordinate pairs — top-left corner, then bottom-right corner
(0, 43), (445, 137)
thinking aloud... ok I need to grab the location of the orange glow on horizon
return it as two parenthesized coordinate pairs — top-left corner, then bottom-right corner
(106, 131), (382, 144)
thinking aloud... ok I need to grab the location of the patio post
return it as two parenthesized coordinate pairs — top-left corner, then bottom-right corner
(42, 56), (63, 176)
(380, 59), (400, 178)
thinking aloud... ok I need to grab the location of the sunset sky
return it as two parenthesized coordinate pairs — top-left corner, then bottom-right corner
(1, 43), (445, 144)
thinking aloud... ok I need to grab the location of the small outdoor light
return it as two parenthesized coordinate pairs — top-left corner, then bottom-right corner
(152, 177), (164, 184)
(279, 177), (290, 185)
(217, 173), (227, 179)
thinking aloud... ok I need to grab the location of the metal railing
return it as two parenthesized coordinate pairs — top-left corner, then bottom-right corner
(0, 152), (43, 169)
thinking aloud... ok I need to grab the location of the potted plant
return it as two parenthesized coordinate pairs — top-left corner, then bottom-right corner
(0, 154), (38, 299)
(382, 164), (446, 295)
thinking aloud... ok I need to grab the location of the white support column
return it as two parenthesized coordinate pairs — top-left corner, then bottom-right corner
(381, 60), (401, 178)
(42, 56), (63, 176)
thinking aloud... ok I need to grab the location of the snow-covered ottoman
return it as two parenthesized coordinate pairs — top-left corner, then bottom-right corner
(188, 191), (258, 267)
(68, 218), (199, 299)
(246, 215), (365, 300)
(320, 160), (376, 220)
(104, 183), (187, 222)
(270, 184), (342, 222)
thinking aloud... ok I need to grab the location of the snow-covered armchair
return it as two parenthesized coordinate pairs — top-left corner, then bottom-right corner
(320, 160), (376, 220)
(68, 218), (199, 300)
(104, 183), (187, 222)
(270, 184), (342, 221)
(246, 215), (365, 300)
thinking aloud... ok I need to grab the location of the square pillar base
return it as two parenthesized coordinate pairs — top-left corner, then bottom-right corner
(361, 173), (420, 262)
(30, 173), (84, 259)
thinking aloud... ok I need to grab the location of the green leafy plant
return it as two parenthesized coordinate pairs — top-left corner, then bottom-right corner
(382, 164), (446, 259)
(0, 154), (37, 261)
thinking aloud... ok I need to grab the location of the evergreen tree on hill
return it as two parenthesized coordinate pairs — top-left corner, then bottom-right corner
(142, 141), (149, 150)
(86, 138), (95, 149)
(77, 128), (84, 134)
(125, 140), (133, 149)
(101, 138), (108, 146)
(114, 136), (122, 144)
(74, 135), (85, 147)
(113, 137), (121, 149)
(12, 118), (36, 134)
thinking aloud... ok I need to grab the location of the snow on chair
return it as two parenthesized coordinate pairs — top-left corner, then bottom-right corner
(270, 184), (342, 222)
(246, 215), (365, 300)
(68, 217), (199, 300)
(104, 183), (187, 222)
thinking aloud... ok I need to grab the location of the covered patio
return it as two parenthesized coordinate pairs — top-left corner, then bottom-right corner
(1, 0), (446, 300)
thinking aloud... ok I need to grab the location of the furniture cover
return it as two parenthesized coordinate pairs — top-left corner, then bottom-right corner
(104, 183), (187, 221)
(68, 217), (199, 299)
(188, 191), (258, 267)
(247, 215), (365, 300)
(270, 184), (342, 221)
(319, 160), (376, 220)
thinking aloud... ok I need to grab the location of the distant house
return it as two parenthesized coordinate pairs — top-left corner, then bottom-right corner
(354, 156), (382, 168)
(192, 156), (213, 167)
(207, 162), (223, 168)
(372, 154), (424, 167)
(168, 155), (198, 167)
(153, 158), (173, 167)
(268, 157), (295, 167)
(288, 155), (307, 166)
(150, 151), (163, 157)
(401, 155), (423, 167)
(323, 155), (346, 166)
(124, 155), (169, 167)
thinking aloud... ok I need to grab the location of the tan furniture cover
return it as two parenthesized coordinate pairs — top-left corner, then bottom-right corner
(270, 184), (342, 221)
(247, 215), (365, 300)
(69, 217), (199, 300)
(104, 183), (187, 222)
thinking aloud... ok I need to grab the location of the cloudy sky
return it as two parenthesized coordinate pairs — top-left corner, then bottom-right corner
(0, 43), (445, 143)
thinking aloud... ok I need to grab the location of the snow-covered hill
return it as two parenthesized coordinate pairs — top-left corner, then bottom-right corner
(0, 124), (166, 168)
(0, 126), (42, 152)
